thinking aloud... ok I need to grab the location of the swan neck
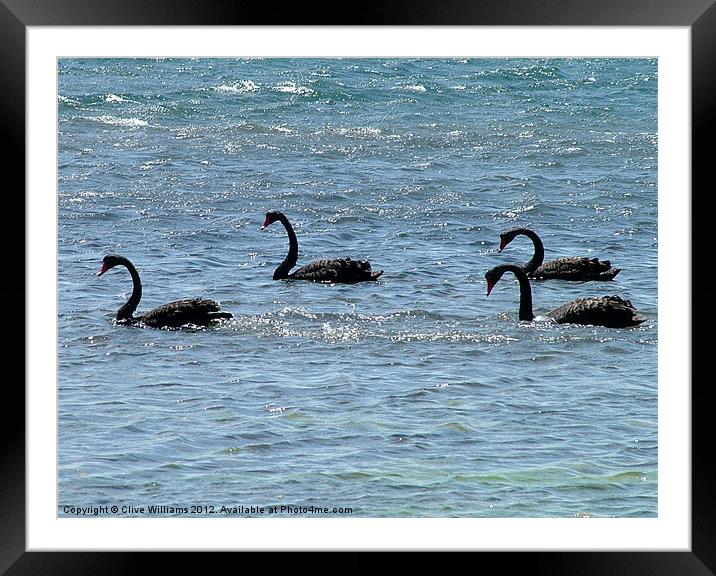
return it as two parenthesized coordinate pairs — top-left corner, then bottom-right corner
(522, 229), (544, 273)
(120, 260), (142, 320)
(275, 214), (298, 279)
(513, 267), (534, 321)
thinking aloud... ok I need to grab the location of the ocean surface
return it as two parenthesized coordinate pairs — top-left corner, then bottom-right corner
(58, 58), (658, 518)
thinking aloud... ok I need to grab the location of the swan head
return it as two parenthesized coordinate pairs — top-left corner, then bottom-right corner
(261, 210), (283, 230)
(485, 268), (500, 296)
(484, 264), (515, 296)
(97, 254), (126, 276)
(498, 228), (521, 252)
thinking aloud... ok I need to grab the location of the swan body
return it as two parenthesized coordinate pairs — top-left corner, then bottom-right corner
(261, 211), (383, 283)
(485, 264), (645, 328)
(97, 255), (232, 328)
(498, 227), (620, 281)
(546, 295), (645, 327)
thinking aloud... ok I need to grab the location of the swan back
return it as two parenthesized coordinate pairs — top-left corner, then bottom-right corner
(547, 295), (646, 328)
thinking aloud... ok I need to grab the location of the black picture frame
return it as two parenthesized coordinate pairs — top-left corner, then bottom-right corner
(6, 0), (710, 572)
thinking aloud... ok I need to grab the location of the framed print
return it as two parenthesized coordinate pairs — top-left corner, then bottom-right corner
(9, 0), (711, 572)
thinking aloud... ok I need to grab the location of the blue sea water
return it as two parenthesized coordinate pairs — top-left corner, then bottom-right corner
(58, 58), (658, 518)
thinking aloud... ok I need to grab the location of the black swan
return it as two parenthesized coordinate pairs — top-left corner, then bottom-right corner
(97, 254), (232, 328)
(498, 227), (620, 281)
(260, 211), (383, 283)
(484, 264), (646, 328)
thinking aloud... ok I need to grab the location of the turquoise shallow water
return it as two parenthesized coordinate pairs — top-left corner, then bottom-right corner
(58, 58), (657, 518)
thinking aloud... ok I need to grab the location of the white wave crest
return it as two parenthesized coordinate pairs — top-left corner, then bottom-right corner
(90, 115), (148, 127)
(270, 125), (295, 134)
(275, 82), (314, 95)
(319, 127), (382, 138)
(58, 95), (80, 106)
(215, 80), (259, 94)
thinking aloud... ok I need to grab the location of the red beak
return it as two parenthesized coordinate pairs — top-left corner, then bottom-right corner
(97, 262), (109, 276)
(486, 280), (495, 296)
(498, 238), (507, 252)
(260, 216), (271, 230)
